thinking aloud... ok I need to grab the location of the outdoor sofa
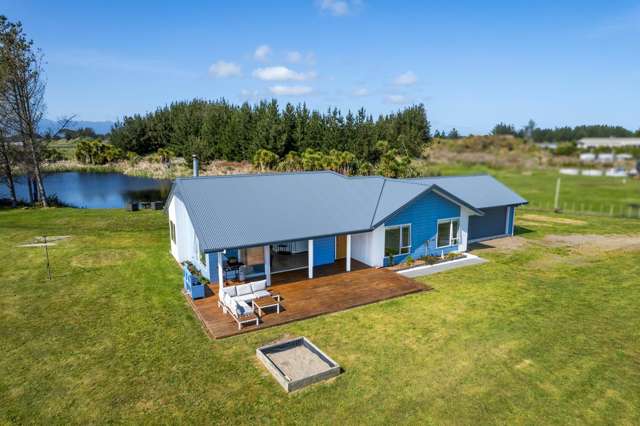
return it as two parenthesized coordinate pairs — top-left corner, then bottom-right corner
(218, 280), (271, 329)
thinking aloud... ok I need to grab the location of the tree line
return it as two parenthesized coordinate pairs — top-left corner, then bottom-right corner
(491, 121), (640, 142)
(110, 100), (431, 165)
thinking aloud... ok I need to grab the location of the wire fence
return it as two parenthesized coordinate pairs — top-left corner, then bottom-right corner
(522, 202), (640, 219)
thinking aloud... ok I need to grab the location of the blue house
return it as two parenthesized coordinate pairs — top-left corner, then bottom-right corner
(166, 171), (526, 289)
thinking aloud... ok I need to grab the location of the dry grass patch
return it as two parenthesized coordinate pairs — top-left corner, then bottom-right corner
(520, 214), (587, 225)
(543, 234), (640, 254)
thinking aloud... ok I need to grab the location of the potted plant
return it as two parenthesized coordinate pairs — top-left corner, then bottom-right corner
(183, 261), (205, 300)
(385, 249), (395, 267)
(405, 255), (414, 267)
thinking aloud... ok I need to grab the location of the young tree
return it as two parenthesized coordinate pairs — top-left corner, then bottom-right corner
(447, 128), (460, 139)
(0, 16), (49, 205)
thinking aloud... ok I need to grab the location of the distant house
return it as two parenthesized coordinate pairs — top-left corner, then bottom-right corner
(166, 172), (527, 287)
(597, 153), (615, 163)
(577, 137), (640, 149)
(579, 153), (596, 162)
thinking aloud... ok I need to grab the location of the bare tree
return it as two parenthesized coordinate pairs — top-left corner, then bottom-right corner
(0, 54), (18, 207)
(0, 16), (49, 206)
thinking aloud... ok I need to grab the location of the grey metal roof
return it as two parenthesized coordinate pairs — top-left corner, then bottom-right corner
(169, 171), (527, 252)
(403, 175), (528, 209)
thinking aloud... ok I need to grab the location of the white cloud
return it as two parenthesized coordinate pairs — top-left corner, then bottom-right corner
(269, 85), (313, 95)
(253, 44), (272, 61)
(208, 60), (242, 78)
(286, 51), (303, 63)
(394, 71), (417, 86)
(319, 0), (350, 16)
(253, 66), (315, 81)
(352, 87), (369, 96)
(385, 94), (412, 104)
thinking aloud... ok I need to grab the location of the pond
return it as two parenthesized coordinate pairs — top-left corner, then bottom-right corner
(0, 172), (173, 208)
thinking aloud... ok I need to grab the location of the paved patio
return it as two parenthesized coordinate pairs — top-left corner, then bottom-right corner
(184, 259), (428, 339)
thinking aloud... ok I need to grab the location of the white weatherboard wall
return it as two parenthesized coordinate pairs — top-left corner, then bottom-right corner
(458, 206), (472, 252)
(168, 196), (207, 273)
(351, 225), (385, 267)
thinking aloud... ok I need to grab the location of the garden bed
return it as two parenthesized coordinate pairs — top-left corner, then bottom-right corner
(386, 252), (466, 272)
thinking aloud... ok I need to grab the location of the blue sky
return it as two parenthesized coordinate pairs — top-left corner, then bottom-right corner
(2, 0), (639, 134)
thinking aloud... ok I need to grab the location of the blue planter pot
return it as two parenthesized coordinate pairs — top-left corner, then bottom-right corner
(183, 265), (205, 300)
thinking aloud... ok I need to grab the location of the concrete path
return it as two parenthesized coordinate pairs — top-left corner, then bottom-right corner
(397, 254), (487, 278)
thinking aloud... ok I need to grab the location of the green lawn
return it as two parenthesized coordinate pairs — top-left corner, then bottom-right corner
(431, 164), (640, 213)
(1, 208), (639, 424)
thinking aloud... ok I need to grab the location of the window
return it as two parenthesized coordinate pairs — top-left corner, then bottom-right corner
(385, 224), (411, 256)
(169, 221), (176, 244)
(436, 218), (460, 248)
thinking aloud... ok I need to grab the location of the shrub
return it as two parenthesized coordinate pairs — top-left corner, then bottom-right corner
(445, 251), (462, 261)
(405, 255), (414, 266)
(252, 149), (279, 172)
(75, 139), (125, 165)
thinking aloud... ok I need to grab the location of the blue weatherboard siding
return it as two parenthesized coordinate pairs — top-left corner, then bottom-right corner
(469, 206), (508, 241)
(384, 191), (461, 265)
(207, 249), (240, 283)
(313, 236), (336, 266)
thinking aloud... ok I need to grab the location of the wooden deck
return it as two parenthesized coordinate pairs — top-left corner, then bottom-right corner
(184, 259), (428, 339)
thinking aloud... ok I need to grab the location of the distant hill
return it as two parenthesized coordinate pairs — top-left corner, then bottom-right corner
(39, 119), (115, 136)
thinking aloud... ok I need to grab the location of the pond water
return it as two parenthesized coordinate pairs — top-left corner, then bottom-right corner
(0, 172), (173, 208)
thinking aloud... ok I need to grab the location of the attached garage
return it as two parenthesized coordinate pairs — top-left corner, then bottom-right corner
(469, 206), (514, 242)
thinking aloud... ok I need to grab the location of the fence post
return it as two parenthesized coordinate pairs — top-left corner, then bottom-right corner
(554, 177), (561, 210)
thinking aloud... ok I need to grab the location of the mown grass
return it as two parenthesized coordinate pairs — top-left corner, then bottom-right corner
(1, 208), (639, 424)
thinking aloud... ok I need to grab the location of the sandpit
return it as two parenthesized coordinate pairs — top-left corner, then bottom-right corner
(257, 337), (341, 392)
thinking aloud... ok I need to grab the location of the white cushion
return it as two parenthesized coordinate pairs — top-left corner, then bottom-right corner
(235, 294), (255, 303)
(236, 284), (252, 296)
(223, 293), (232, 309)
(235, 300), (253, 316)
(224, 286), (237, 297)
(250, 280), (267, 292)
(253, 290), (271, 299)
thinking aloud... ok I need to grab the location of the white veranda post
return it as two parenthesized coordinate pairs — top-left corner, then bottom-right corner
(308, 239), (314, 279)
(217, 252), (224, 293)
(346, 234), (351, 272)
(263, 245), (271, 286)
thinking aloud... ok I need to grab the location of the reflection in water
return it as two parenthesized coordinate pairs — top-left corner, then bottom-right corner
(0, 172), (173, 208)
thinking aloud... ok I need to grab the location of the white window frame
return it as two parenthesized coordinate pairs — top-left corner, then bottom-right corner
(436, 217), (460, 248)
(385, 224), (412, 257)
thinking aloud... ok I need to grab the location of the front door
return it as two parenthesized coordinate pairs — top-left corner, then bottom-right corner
(335, 235), (347, 259)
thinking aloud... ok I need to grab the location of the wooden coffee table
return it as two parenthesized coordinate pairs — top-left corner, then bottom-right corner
(252, 294), (281, 317)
